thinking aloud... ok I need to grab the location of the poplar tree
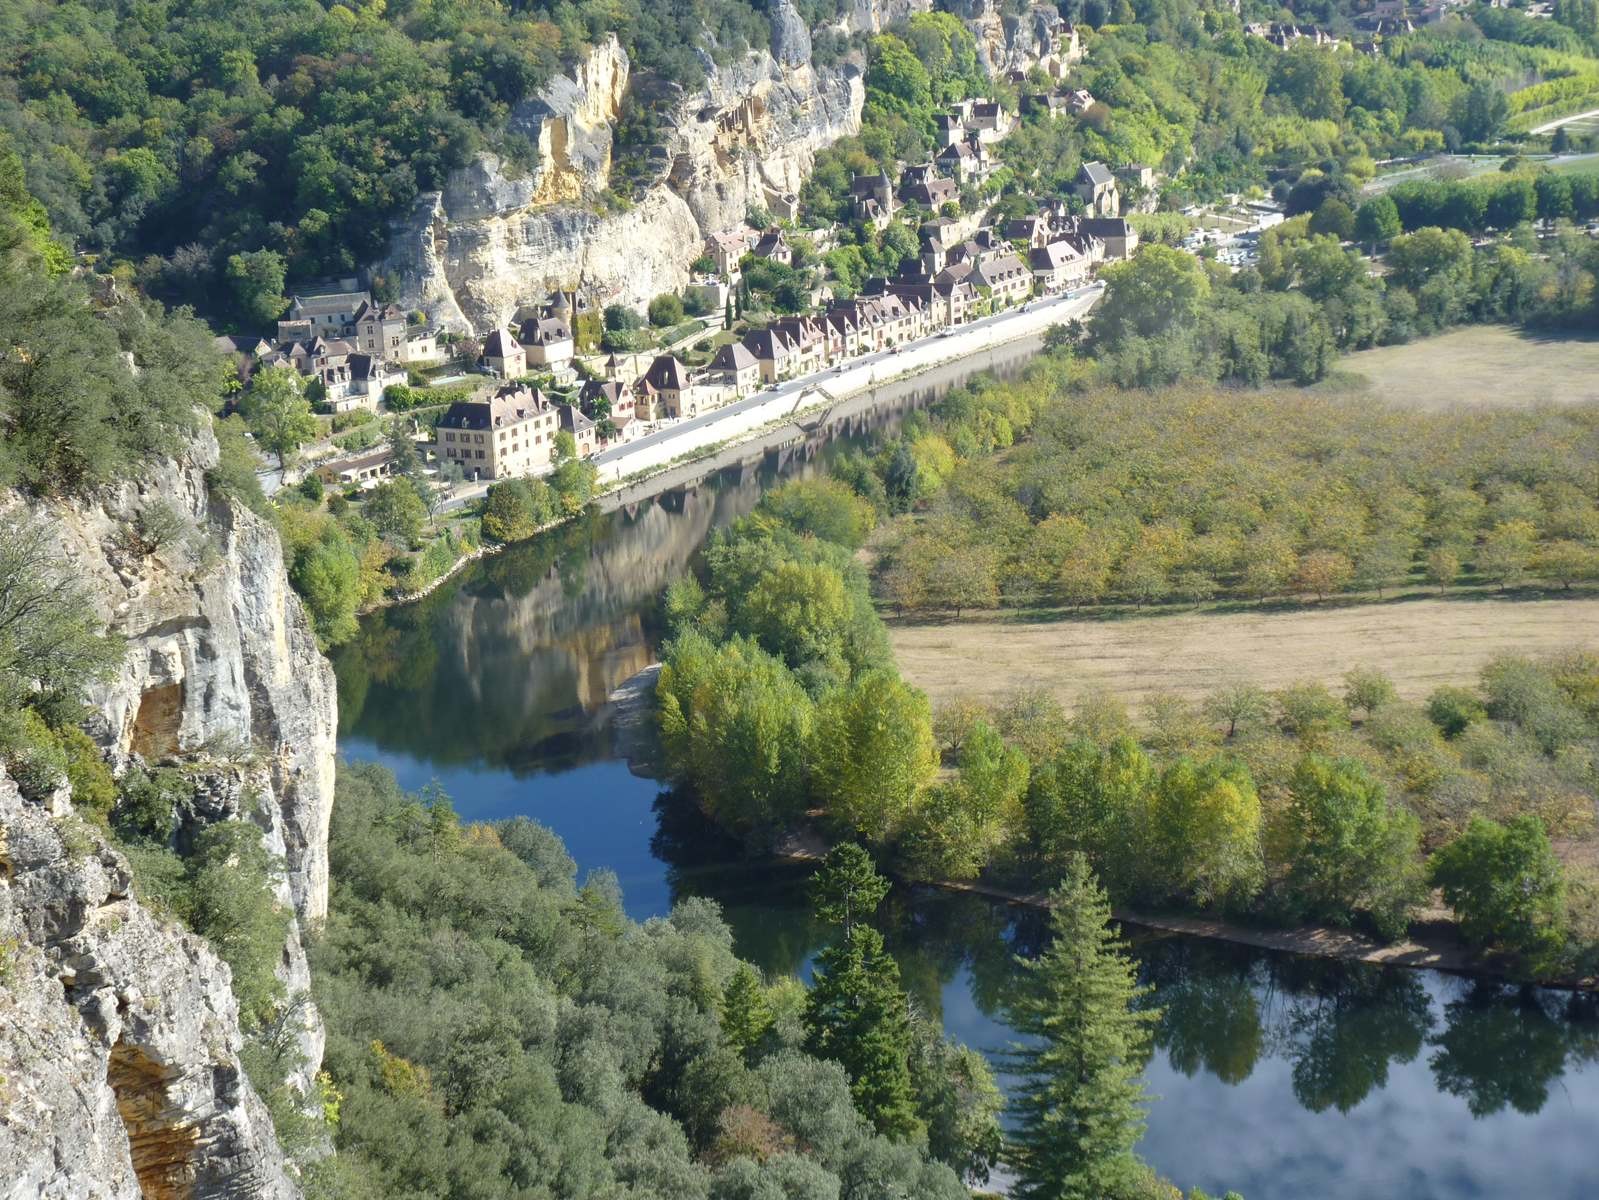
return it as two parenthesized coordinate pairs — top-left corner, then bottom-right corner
(1005, 854), (1159, 1200)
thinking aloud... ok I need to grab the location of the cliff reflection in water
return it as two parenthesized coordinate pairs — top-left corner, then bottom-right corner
(333, 372), (977, 773)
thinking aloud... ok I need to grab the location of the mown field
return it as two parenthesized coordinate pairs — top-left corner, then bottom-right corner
(1338, 326), (1599, 409)
(889, 596), (1599, 711)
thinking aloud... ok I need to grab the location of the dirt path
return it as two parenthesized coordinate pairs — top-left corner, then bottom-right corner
(1531, 107), (1599, 135)
(889, 595), (1599, 711)
(918, 876), (1598, 990)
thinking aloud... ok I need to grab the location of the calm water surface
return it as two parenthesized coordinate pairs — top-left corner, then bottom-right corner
(335, 349), (1599, 1200)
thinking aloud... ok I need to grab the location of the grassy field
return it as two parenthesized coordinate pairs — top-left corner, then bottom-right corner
(1339, 326), (1599, 409)
(889, 596), (1599, 712)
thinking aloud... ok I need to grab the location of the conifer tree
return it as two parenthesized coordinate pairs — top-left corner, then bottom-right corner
(1005, 854), (1159, 1200)
(801, 844), (921, 1139)
(804, 923), (922, 1140)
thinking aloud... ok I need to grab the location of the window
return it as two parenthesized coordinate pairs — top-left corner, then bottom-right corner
(476, 450), (485, 460)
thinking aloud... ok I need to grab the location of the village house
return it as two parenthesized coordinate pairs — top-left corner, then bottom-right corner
(336, 354), (405, 414)
(742, 328), (797, 383)
(401, 327), (442, 365)
(559, 404), (598, 458)
(1078, 216), (1140, 261)
(707, 227), (757, 276)
(276, 288), (368, 343)
(1066, 89), (1097, 115)
(1076, 161), (1120, 217)
(936, 138), (995, 185)
(770, 315), (830, 375)
(435, 384), (562, 480)
(315, 447), (397, 491)
(1028, 240), (1093, 292)
(849, 172), (898, 227)
(579, 376), (642, 441)
(1022, 92), (1069, 118)
(949, 98), (1012, 145)
(517, 315), (575, 369)
(1004, 216), (1052, 249)
(751, 227), (793, 266)
(711, 341), (762, 396)
(481, 328), (526, 379)
(639, 354), (704, 418)
(278, 287), (407, 363)
(900, 174), (960, 210)
(972, 252), (1033, 308)
(934, 112), (967, 149)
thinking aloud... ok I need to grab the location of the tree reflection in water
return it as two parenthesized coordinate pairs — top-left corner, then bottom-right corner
(1429, 982), (1571, 1117)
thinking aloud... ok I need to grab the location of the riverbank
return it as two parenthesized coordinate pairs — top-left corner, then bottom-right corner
(605, 660), (1596, 992)
(370, 311), (1069, 612)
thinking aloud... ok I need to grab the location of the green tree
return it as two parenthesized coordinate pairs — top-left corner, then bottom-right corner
(184, 821), (291, 1028)
(289, 526), (362, 647)
(1343, 667), (1398, 719)
(1430, 815), (1567, 967)
(757, 478), (877, 549)
(808, 842), (891, 935)
(225, 249), (288, 327)
(1275, 755), (1425, 939)
(1005, 855), (1159, 1200)
(720, 963), (774, 1061)
(648, 292), (686, 327)
(550, 430), (598, 514)
(804, 923), (922, 1140)
(1205, 684), (1272, 740)
(741, 559), (854, 674)
(1476, 519), (1537, 589)
(364, 478), (427, 546)
(1147, 756), (1263, 907)
(1355, 196), (1402, 252)
(813, 670), (939, 844)
(909, 1015), (1003, 1184)
(1091, 245), (1211, 344)
(1309, 198), (1355, 242)
(657, 632), (815, 844)
(241, 366), (318, 473)
(0, 518), (125, 727)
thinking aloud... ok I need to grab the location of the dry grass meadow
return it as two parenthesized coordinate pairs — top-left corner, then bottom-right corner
(1338, 326), (1599, 409)
(889, 596), (1599, 712)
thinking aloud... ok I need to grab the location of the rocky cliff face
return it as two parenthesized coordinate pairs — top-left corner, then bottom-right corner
(384, 0), (926, 330)
(382, 0), (1072, 331)
(0, 769), (298, 1200)
(948, 0), (1065, 75)
(0, 426), (337, 1195)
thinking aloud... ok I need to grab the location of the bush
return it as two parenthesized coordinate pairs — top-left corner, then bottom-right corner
(297, 474), (325, 503)
(5, 709), (69, 800)
(113, 767), (191, 845)
(648, 293), (686, 327)
(1426, 686), (1487, 738)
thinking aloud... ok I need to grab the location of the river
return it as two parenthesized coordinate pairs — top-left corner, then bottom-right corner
(333, 342), (1599, 1200)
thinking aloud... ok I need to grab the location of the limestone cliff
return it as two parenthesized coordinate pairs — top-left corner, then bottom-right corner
(948, 0), (1067, 75)
(0, 425), (338, 1195)
(0, 768), (298, 1200)
(384, 0), (925, 330)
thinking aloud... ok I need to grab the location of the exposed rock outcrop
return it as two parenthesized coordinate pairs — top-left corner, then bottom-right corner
(383, 0), (924, 329)
(0, 425), (338, 1191)
(947, 0), (1066, 75)
(0, 768), (299, 1199)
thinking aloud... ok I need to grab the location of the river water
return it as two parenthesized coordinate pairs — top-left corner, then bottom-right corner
(333, 343), (1599, 1200)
